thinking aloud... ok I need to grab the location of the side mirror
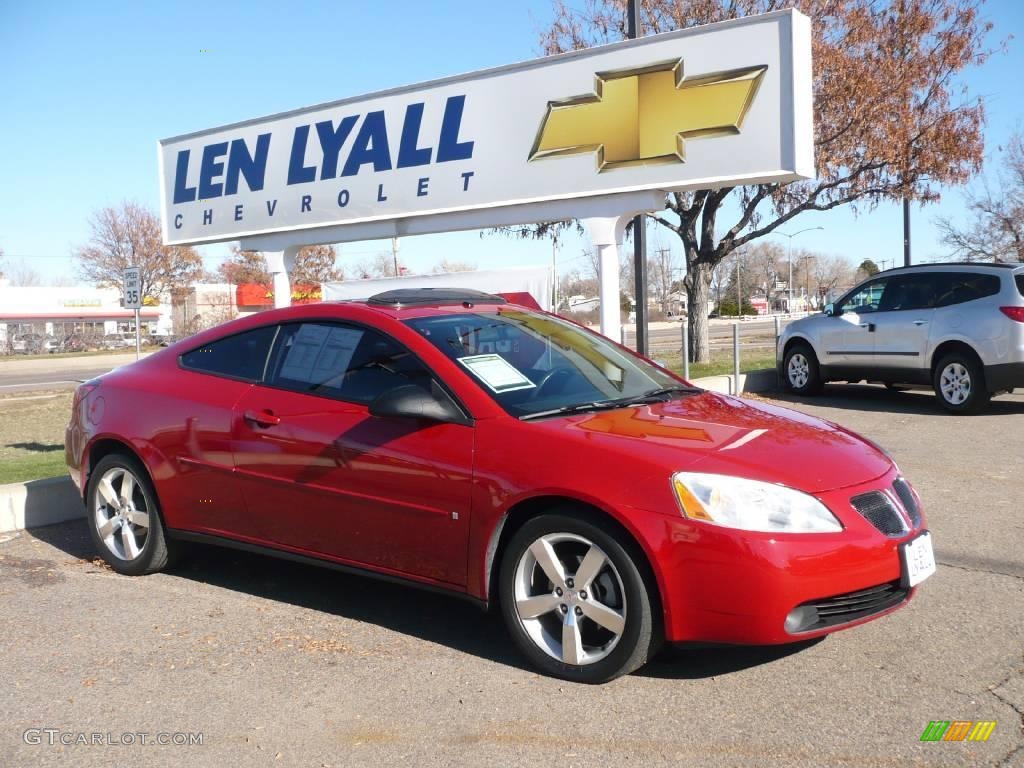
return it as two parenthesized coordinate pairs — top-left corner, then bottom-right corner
(369, 385), (464, 424)
(823, 303), (836, 317)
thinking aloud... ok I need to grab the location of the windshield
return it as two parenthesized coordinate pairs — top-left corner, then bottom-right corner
(405, 309), (687, 418)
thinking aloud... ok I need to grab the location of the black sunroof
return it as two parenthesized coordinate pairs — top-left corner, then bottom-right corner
(366, 288), (507, 307)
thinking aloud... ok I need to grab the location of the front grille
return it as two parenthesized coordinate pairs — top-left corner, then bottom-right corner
(851, 491), (907, 536)
(892, 478), (921, 527)
(785, 581), (909, 633)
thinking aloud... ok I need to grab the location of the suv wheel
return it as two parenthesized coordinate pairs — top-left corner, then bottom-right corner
(499, 512), (660, 683)
(783, 343), (823, 395)
(933, 353), (990, 414)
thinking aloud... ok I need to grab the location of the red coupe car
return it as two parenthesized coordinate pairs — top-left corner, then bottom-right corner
(65, 288), (935, 683)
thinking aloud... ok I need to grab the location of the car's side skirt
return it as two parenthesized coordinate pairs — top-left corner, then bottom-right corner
(820, 365), (931, 385)
(168, 529), (488, 610)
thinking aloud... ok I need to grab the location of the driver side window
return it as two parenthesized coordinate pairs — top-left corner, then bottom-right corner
(840, 278), (888, 315)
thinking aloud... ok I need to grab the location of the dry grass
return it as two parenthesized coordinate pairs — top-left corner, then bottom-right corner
(0, 390), (73, 484)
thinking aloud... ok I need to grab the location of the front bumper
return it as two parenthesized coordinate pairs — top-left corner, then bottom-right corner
(651, 468), (926, 645)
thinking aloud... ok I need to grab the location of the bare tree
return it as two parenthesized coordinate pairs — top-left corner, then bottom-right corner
(936, 131), (1024, 262)
(432, 259), (478, 273)
(648, 248), (680, 312)
(527, 0), (994, 361)
(353, 252), (402, 279)
(0, 247), (5, 280)
(7, 259), (43, 287)
(76, 202), (203, 300)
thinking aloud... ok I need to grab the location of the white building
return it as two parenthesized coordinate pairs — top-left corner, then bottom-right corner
(0, 281), (168, 347)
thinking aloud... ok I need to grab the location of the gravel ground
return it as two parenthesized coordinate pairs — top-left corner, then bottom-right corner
(1, 385), (1021, 768)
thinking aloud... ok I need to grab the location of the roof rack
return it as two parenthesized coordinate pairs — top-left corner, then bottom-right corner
(365, 287), (508, 307)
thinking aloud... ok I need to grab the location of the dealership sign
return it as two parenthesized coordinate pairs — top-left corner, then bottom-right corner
(159, 10), (812, 246)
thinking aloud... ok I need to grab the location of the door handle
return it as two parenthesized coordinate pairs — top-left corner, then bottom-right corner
(858, 323), (876, 332)
(913, 319), (928, 326)
(244, 409), (281, 428)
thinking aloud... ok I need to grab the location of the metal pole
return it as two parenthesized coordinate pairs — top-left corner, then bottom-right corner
(627, 0), (648, 356)
(787, 236), (793, 314)
(903, 197), (911, 267)
(134, 308), (140, 361)
(732, 323), (740, 395)
(392, 236), (400, 275)
(683, 324), (691, 380)
(774, 315), (781, 387)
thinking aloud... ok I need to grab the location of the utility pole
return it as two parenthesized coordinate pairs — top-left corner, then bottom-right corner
(391, 236), (400, 276)
(903, 197), (911, 267)
(627, 0), (648, 355)
(779, 227), (824, 313)
(552, 239), (558, 312)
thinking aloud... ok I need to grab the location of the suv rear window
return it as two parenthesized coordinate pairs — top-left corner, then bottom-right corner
(1016, 272), (1024, 297)
(934, 273), (1001, 307)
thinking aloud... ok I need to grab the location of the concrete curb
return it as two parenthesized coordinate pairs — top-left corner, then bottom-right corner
(691, 367), (778, 396)
(0, 476), (84, 534)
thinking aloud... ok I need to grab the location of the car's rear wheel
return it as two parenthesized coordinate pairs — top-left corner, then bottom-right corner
(499, 512), (659, 683)
(933, 353), (990, 414)
(86, 453), (174, 575)
(783, 343), (823, 395)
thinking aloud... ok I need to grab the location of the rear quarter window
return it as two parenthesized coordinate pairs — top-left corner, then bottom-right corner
(934, 273), (1001, 307)
(1016, 273), (1024, 297)
(180, 325), (277, 381)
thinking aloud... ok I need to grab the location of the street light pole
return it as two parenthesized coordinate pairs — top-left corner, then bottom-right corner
(779, 226), (824, 313)
(627, 0), (648, 355)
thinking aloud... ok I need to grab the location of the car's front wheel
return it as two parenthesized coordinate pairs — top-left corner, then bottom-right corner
(86, 453), (174, 575)
(933, 353), (990, 414)
(783, 343), (823, 395)
(499, 512), (659, 683)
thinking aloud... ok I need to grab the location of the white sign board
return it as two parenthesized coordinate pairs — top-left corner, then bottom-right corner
(122, 267), (142, 310)
(159, 9), (812, 246)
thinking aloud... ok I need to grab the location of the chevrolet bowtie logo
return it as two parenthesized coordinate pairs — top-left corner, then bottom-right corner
(530, 60), (767, 171)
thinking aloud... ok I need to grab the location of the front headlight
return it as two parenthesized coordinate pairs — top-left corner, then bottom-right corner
(672, 472), (843, 533)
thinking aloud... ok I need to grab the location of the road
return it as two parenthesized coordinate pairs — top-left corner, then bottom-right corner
(1, 387), (1021, 767)
(0, 353), (146, 394)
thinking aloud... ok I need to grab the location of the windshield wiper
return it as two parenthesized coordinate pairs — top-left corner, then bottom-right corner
(519, 400), (631, 421)
(520, 386), (702, 421)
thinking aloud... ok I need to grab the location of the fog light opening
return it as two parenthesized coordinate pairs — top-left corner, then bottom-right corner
(784, 605), (819, 634)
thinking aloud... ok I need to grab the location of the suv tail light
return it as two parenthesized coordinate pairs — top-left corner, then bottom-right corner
(999, 306), (1024, 323)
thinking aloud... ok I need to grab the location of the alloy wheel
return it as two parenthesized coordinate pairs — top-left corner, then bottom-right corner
(93, 467), (150, 561)
(512, 533), (626, 666)
(940, 362), (971, 405)
(788, 353), (810, 389)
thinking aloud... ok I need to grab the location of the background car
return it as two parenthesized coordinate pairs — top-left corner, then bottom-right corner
(66, 289), (933, 682)
(779, 262), (1024, 413)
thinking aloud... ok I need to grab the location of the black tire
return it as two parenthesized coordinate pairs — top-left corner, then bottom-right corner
(933, 352), (990, 414)
(783, 342), (823, 396)
(86, 453), (175, 575)
(498, 511), (660, 683)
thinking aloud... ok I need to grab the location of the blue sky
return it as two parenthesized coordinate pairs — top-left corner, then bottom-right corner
(1, 0), (1022, 285)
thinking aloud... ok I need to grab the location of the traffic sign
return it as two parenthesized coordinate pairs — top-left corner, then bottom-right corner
(123, 267), (142, 310)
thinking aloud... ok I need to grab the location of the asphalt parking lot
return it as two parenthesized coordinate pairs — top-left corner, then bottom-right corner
(1, 385), (1022, 767)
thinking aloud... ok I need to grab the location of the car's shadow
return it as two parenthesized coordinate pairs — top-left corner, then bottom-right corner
(32, 519), (822, 681)
(772, 384), (1024, 417)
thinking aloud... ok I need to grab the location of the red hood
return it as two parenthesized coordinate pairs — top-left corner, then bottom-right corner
(536, 392), (893, 494)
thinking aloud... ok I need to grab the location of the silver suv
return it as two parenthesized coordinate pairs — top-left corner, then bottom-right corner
(778, 263), (1024, 413)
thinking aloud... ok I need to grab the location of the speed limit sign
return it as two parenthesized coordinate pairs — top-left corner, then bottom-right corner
(122, 267), (141, 310)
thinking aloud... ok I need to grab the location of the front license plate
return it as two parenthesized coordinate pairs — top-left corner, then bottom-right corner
(901, 531), (936, 588)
